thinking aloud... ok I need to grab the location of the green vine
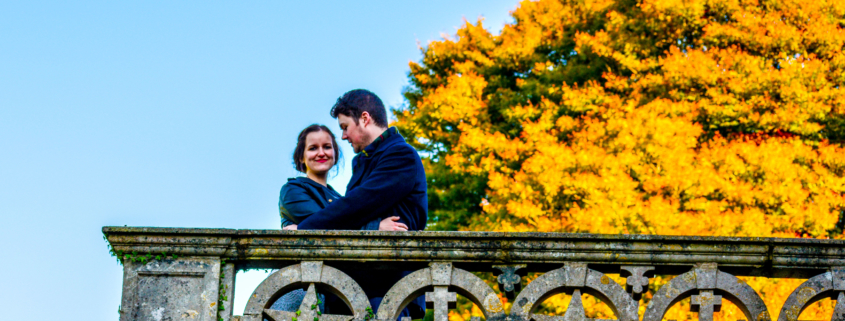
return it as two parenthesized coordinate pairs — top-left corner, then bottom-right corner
(103, 233), (177, 265)
(217, 258), (229, 321)
(293, 289), (324, 321)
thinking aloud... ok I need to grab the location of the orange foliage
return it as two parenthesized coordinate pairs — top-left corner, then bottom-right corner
(395, 0), (845, 320)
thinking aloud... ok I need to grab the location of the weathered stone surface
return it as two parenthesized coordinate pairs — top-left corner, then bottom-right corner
(512, 264), (638, 321)
(119, 256), (221, 321)
(493, 264), (526, 299)
(430, 262), (452, 286)
(833, 292), (845, 321)
(777, 270), (840, 321)
(644, 267), (770, 321)
(620, 266), (653, 300)
(426, 286), (457, 321)
(561, 290), (591, 321)
(377, 263), (505, 321)
(264, 284), (353, 321)
(221, 262), (236, 321)
(690, 291), (722, 321)
(450, 266), (505, 316)
(832, 267), (845, 291)
(242, 262), (370, 321)
(378, 267), (431, 321)
(103, 226), (845, 321)
(301, 261), (323, 283)
(694, 263), (718, 290)
(564, 262), (588, 290)
(103, 227), (845, 276)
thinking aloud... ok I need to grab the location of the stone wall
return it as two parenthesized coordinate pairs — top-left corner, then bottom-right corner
(103, 227), (845, 321)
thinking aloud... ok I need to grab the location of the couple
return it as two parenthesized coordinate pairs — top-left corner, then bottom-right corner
(276, 89), (427, 319)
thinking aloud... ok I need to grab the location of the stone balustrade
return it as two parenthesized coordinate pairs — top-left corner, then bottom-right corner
(103, 227), (845, 321)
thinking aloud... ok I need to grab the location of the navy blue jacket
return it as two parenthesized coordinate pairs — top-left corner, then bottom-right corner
(279, 177), (381, 230)
(298, 127), (428, 231)
(279, 177), (341, 227)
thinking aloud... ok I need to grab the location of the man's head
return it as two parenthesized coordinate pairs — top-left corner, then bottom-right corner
(330, 89), (389, 153)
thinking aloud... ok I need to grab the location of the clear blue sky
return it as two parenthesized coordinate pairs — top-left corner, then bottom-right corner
(0, 1), (518, 318)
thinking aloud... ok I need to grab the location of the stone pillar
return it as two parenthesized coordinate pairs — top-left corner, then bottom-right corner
(119, 256), (231, 321)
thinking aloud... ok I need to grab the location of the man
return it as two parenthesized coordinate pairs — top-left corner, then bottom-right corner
(286, 89), (428, 319)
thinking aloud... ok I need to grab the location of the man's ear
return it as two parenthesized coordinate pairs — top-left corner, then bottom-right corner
(359, 111), (371, 127)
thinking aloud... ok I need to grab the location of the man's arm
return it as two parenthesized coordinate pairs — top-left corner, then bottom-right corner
(360, 218), (380, 230)
(298, 147), (417, 230)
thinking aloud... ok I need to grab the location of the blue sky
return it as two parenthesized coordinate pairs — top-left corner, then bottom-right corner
(0, 1), (517, 318)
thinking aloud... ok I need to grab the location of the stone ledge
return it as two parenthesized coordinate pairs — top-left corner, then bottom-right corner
(103, 226), (845, 277)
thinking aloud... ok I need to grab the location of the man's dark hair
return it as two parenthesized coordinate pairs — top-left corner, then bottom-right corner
(330, 89), (388, 128)
(293, 124), (341, 173)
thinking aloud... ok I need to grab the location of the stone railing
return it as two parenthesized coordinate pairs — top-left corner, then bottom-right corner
(103, 227), (845, 321)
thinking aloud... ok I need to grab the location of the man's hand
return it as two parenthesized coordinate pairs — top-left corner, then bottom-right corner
(283, 224), (298, 230)
(379, 216), (408, 231)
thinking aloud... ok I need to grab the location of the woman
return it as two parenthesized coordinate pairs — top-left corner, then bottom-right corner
(272, 124), (406, 312)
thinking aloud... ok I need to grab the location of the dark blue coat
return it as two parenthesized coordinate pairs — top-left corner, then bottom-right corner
(279, 177), (341, 228)
(279, 177), (381, 230)
(298, 127), (428, 231)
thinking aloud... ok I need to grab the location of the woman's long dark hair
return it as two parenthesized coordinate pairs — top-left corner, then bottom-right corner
(293, 124), (341, 174)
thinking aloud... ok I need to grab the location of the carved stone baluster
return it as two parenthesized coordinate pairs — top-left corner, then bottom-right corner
(562, 289), (591, 321)
(564, 262), (588, 293)
(691, 264), (722, 321)
(620, 266), (654, 301)
(833, 292), (845, 321)
(834, 268), (845, 321)
(377, 262), (504, 321)
(426, 286), (458, 321)
(426, 263), (457, 321)
(643, 263), (770, 321)
(264, 284), (353, 321)
(691, 291), (722, 321)
(241, 262), (371, 321)
(779, 267), (845, 321)
(511, 263), (638, 321)
(494, 264), (527, 299)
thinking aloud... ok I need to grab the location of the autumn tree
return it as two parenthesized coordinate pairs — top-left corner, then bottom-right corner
(393, 0), (845, 320)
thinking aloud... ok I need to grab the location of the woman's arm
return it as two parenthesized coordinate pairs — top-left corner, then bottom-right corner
(279, 184), (323, 227)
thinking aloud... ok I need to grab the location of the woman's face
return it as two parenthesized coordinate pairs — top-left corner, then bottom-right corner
(302, 130), (335, 175)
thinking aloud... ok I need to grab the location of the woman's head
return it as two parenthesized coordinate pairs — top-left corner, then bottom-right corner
(293, 124), (341, 175)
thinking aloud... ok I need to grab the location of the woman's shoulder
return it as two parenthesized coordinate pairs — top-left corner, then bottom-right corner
(280, 177), (313, 200)
(281, 177), (339, 201)
(281, 177), (301, 190)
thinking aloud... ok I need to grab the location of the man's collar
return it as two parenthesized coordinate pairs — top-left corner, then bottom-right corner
(360, 127), (397, 157)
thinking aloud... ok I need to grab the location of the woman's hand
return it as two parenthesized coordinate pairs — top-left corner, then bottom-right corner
(379, 216), (408, 231)
(283, 224), (298, 230)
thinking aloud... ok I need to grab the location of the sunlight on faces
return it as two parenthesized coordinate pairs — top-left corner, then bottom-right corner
(337, 113), (372, 154)
(303, 130), (336, 176)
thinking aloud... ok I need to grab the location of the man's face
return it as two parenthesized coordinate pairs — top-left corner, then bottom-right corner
(338, 114), (368, 153)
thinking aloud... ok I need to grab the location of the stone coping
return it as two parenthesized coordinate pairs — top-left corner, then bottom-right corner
(103, 226), (845, 277)
(103, 226), (845, 243)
